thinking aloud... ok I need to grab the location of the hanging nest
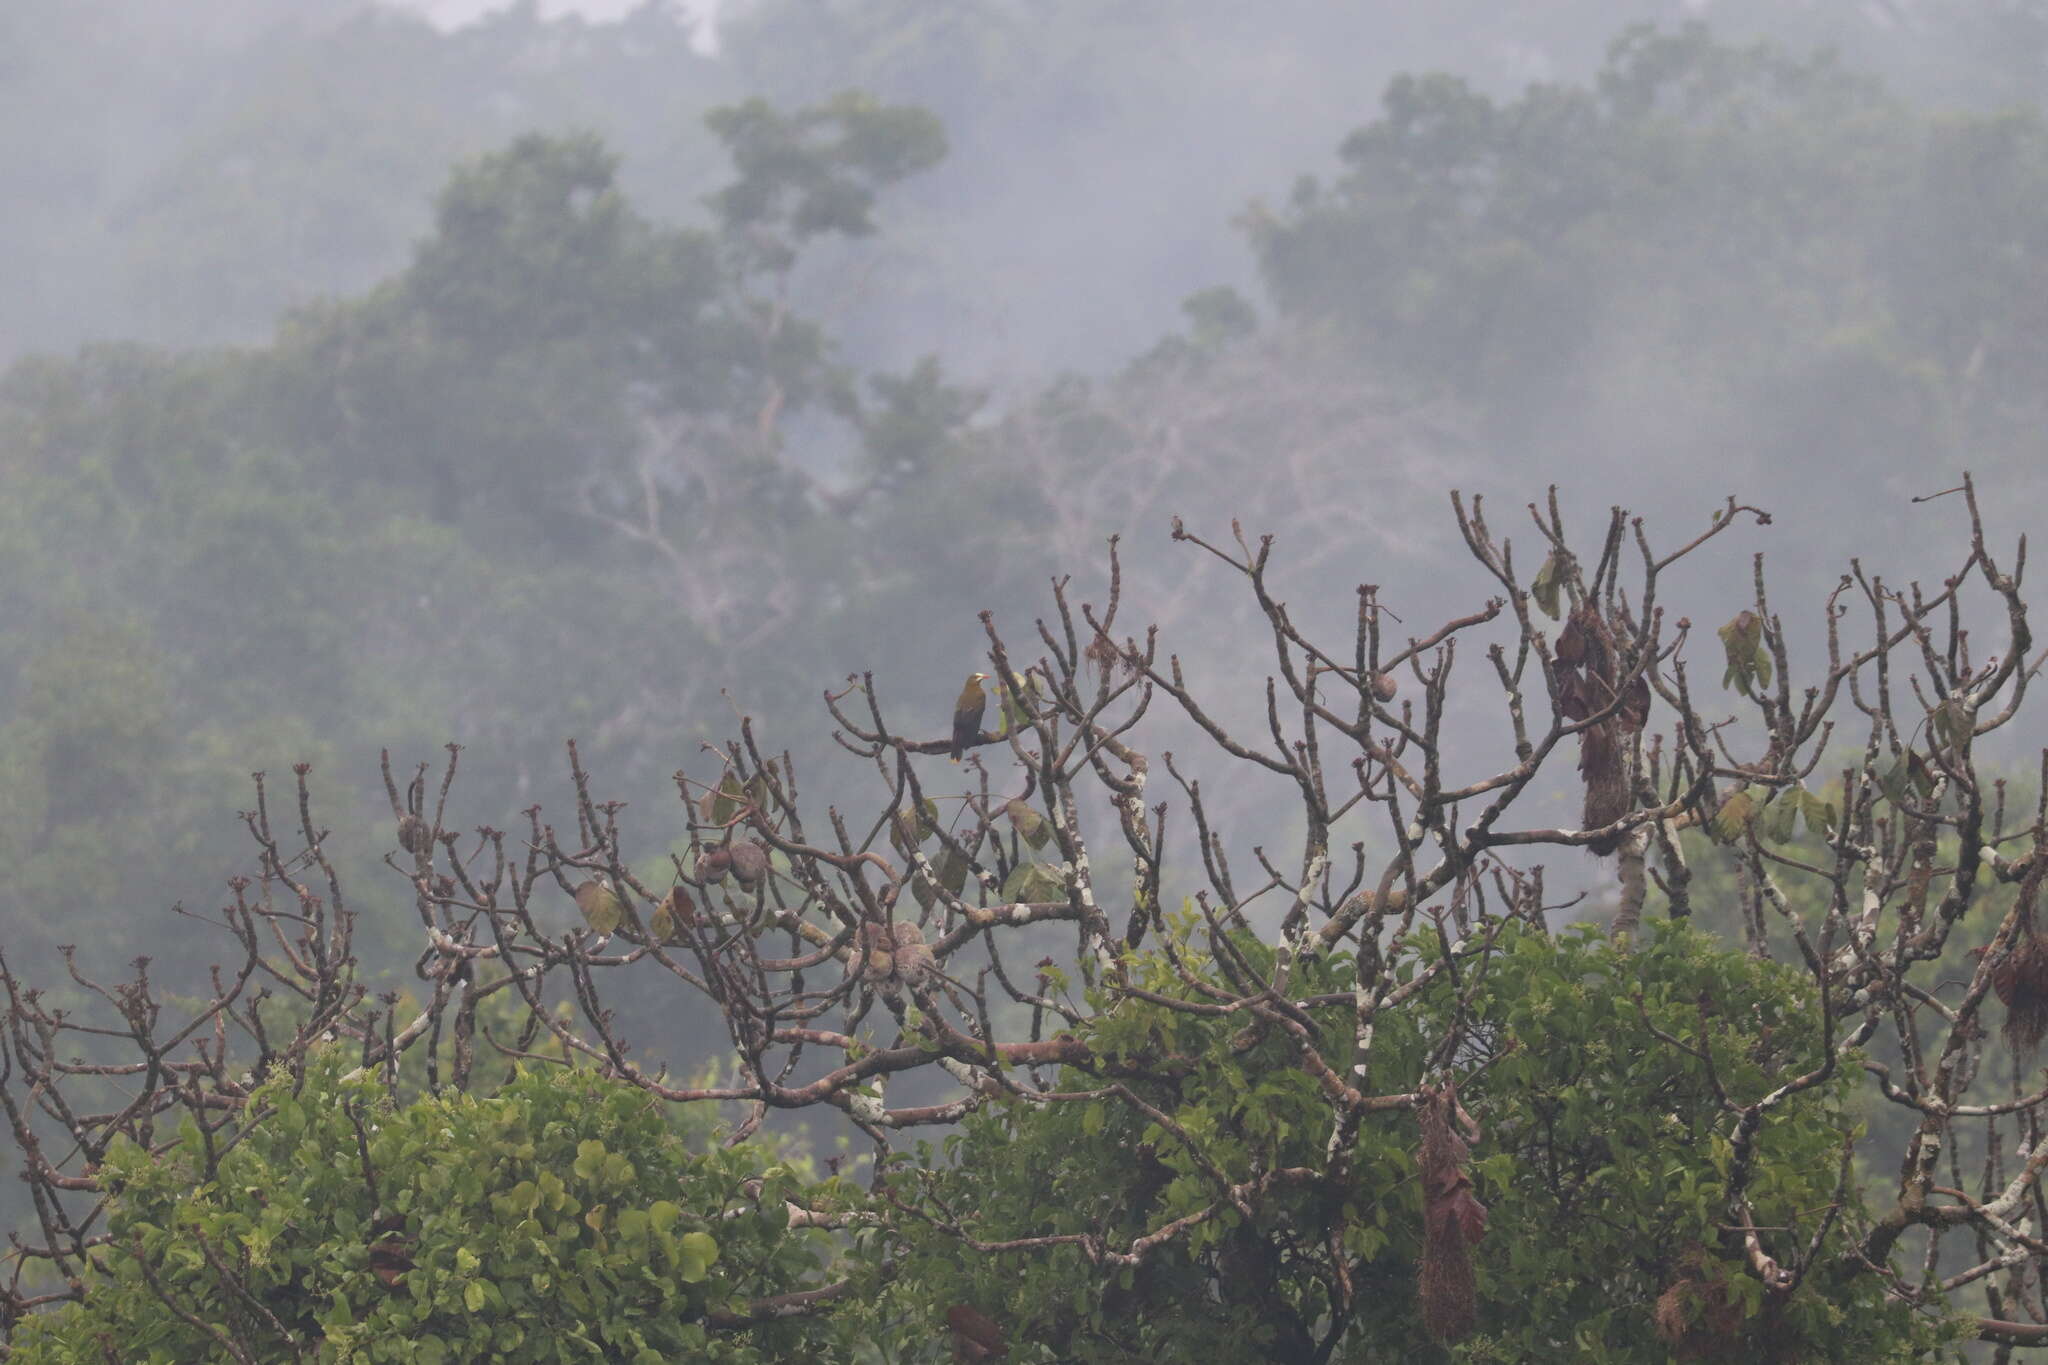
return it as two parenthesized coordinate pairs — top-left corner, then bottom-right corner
(1553, 604), (1651, 856)
(1651, 1246), (1744, 1360)
(1651, 1244), (1804, 1362)
(1977, 850), (2048, 1053)
(1996, 935), (2048, 1053)
(1415, 1083), (1487, 1342)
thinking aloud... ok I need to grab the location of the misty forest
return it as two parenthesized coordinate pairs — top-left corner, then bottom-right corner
(8, 1), (2048, 1360)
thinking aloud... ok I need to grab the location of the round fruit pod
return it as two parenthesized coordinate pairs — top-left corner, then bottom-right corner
(397, 813), (433, 855)
(727, 840), (770, 887)
(695, 847), (733, 883)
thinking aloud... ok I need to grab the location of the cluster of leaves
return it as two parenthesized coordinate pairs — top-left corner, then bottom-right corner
(2, 919), (1955, 1364)
(7, 1056), (849, 1365)
(870, 920), (1948, 1362)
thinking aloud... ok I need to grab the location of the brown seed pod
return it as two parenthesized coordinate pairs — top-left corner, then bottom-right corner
(1554, 611), (1590, 667)
(1370, 671), (1398, 703)
(727, 840), (769, 887)
(695, 847), (733, 883)
(855, 921), (895, 985)
(649, 886), (695, 943)
(397, 813), (432, 855)
(891, 920), (935, 983)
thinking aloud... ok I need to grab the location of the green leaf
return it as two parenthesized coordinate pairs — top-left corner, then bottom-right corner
(677, 1231), (719, 1284)
(701, 772), (745, 827)
(1001, 862), (1066, 903)
(1876, 753), (1911, 806)
(995, 671), (1041, 736)
(1932, 697), (1971, 751)
(1761, 791), (1798, 844)
(914, 847), (971, 910)
(1006, 799), (1051, 850)
(745, 760), (778, 817)
(889, 809), (919, 858)
(463, 1280), (485, 1313)
(1710, 788), (1757, 842)
(1799, 788), (1838, 838)
(1530, 551), (1565, 620)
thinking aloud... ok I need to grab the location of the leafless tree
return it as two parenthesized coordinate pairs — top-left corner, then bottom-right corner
(6, 475), (2047, 1349)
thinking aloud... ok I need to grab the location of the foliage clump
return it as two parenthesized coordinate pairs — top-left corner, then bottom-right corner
(8, 467), (2037, 1359)
(8, 1057), (848, 1364)
(875, 921), (1945, 1362)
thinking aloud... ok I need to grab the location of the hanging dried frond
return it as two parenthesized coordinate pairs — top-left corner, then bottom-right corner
(1985, 850), (2048, 1052)
(1551, 604), (1648, 856)
(1416, 1083), (1487, 1342)
(1084, 631), (1119, 685)
(1579, 721), (1631, 854)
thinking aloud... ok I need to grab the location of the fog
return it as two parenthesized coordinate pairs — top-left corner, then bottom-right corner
(2, 0), (2043, 1122)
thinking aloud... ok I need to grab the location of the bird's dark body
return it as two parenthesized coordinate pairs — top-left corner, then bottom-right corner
(951, 673), (988, 760)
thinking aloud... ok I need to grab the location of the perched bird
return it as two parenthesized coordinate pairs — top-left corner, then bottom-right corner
(950, 672), (989, 761)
